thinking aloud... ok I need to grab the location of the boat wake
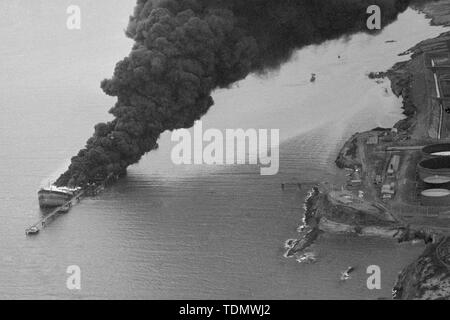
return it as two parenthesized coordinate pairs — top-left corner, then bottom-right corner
(340, 266), (355, 281)
(296, 252), (317, 264)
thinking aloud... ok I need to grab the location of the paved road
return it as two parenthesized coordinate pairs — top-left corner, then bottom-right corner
(431, 59), (444, 139)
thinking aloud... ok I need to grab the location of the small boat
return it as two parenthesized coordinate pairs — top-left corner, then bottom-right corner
(340, 266), (355, 281)
(25, 226), (39, 236)
(310, 73), (316, 82)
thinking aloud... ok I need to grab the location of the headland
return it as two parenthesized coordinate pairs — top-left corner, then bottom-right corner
(288, 1), (450, 299)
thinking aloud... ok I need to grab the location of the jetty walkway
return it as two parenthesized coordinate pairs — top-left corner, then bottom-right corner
(26, 173), (117, 235)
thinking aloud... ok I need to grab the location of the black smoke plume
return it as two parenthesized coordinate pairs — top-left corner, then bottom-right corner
(56, 0), (420, 187)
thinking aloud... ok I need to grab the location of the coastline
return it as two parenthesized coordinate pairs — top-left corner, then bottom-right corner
(289, 2), (450, 299)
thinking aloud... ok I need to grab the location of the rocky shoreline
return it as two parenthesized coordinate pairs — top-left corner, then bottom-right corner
(352, 31), (450, 300)
(287, 185), (445, 298)
(290, 188), (435, 249)
(291, 4), (450, 299)
(393, 236), (450, 299)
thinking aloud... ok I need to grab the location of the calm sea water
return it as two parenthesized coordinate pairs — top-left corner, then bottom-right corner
(0, 2), (446, 299)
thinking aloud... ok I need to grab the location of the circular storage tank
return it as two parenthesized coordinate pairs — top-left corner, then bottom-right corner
(423, 175), (450, 189)
(418, 157), (450, 180)
(422, 143), (450, 157)
(421, 189), (450, 207)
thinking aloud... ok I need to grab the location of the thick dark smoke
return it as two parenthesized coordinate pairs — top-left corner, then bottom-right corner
(56, 0), (419, 187)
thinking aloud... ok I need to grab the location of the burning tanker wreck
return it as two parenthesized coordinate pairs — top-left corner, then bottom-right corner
(55, 0), (419, 188)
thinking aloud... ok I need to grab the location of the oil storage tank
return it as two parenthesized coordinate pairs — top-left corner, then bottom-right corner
(422, 143), (450, 157)
(421, 189), (450, 207)
(422, 175), (450, 189)
(418, 157), (450, 180)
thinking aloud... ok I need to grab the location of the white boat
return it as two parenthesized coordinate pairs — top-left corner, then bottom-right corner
(25, 226), (39, 235)
(340, 266), (355, 281)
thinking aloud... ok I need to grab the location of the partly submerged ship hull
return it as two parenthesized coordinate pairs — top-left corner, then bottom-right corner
(38, 190), (73, 208)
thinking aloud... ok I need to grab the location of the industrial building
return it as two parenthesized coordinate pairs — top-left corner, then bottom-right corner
(387, 155), (401, 177)
(381, 182), (396, 200)
(366, 134), (379, 145)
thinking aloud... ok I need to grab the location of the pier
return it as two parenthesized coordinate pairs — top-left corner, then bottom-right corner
(280, 181), (322, 190)
(26, 173), (117, 235)
(385, 146), (425, 152)
(25, 190), (85, 235)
